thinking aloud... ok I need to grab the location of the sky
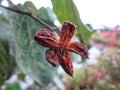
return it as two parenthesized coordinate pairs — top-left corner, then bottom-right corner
(74, 0), (120, 27)
(2, 0), (120, 27)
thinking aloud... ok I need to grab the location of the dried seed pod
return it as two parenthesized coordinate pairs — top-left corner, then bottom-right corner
(34, 21), (88, 77)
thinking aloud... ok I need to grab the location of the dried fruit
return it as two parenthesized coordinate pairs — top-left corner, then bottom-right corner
(34, 21), (88, 77)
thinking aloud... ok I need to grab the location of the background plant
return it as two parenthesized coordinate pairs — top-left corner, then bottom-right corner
(65, 48), (120, 90)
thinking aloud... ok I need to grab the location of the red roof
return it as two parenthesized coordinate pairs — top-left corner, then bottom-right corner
(98, 30), (120, 47)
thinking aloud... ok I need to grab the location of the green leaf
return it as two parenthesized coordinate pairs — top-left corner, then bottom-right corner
(39, 7), (56, 25)
(0, 14), (7, 22)
(51, 0), (92, 45)
(0, 7), (9, 20)
(0, 23), (16, 86)
(6, 82), (21, 90)
(7, 6), (58, 86)
(24, 1), (39, 16)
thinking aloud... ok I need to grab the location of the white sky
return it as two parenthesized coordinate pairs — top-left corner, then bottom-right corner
(74, 0), (120, 27)
(2, 0), (120, 27)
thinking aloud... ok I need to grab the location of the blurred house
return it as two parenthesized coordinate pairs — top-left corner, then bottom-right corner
(98, 30), (120, 47)
(90, 25), (120, 49)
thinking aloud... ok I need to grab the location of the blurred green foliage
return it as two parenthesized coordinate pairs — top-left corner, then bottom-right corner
(0, 23), (16, 86)
(6, 83), (21, 90)
(91, 33), (107, 43)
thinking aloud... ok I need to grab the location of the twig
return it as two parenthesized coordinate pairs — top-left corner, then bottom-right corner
(0, 3), (56, 32)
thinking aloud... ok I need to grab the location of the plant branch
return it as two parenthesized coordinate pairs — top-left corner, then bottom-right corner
(0, 2), (56, 32)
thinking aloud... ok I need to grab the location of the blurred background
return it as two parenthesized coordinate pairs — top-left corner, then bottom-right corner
(0, 0), (120, 90)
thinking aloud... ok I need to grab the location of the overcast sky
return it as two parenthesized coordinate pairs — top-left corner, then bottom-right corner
(74, 0), (120, 27)
(2, 0), (120, 27)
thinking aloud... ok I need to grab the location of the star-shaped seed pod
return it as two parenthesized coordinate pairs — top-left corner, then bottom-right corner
(34, 21), (88, 77)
